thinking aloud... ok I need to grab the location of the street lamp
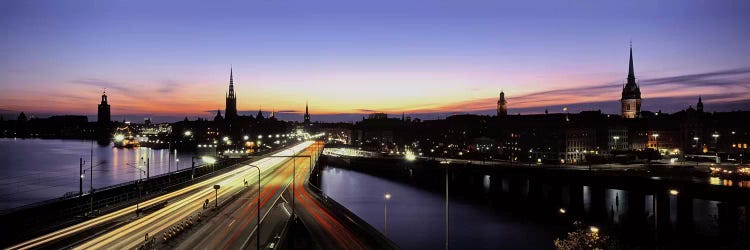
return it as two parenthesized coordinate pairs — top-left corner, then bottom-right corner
(712, 133), (720, 148)
(612, 136), (620, 150)
(653, 133), (659, 154)
(384, 193), (391, 236)
(444, 162), (450, 250)
(247, 164), (262, 250)
(213, 185), (221, 208)
(285, 148), (297, 216)
(126, 163), (146, 215)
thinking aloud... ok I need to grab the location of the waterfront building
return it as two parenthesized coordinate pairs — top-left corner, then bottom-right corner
(621, 46), (642, 119)
(96, 91), (112, 144)
(97, 91), (110, 125)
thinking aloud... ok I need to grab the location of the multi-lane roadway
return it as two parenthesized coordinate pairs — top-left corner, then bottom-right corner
(10, 140), (396, 249)
(9, 142), (314, 249)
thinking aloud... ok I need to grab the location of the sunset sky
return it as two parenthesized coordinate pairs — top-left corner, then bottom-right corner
(2, 0), (750, 122)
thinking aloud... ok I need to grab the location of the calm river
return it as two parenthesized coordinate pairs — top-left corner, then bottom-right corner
(0, 138), (203, 210)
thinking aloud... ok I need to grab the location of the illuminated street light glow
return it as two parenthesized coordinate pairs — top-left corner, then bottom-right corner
(405, 152), (416, 161)
(201, 156), (217, 164)
(113, 134), (125, 142)
(589, 226), (599, 234)
(669, 189), (679, 195)
(184, 131), (192, 136)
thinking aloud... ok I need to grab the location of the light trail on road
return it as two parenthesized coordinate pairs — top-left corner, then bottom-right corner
(9, 141), (313, 250)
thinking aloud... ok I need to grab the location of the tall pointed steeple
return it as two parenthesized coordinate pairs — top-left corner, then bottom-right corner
(256, 106), (264, 119)
(697, 96), (704, 113)
(214, 108), (223, 122)
(229, 67), (234, 94)
(627, 45), (636, 85)
(621, 43), (642, 119)
(304, 101), (311, 123)
(225, 66), (238, 120)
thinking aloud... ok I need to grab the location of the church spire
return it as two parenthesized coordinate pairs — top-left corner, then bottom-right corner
(257, 106), (264, 119)
(621, 43), (642, 119)
(627, 45), (635, 84)
(228, 66), (235, 97)
(304, 101), (311, 123)
(225, 66), (238, 119)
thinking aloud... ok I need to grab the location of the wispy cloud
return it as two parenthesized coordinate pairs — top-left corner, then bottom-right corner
(415, 67), (750, 114)
(157, 80), (182, 94)
(70, 78), (132, 93)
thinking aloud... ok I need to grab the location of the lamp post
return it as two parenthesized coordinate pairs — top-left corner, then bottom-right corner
(213, 184), (221, 208)
(384, 193), (391, 236)
(653, 133), (659, 155)
(175, 158), (179, 171)
(191, 156), (196, 180)
(612, 136), (620, 151)
(712, 133), (720, 150)
(247, 164), (262, 250)
(444, 162), (450, 250)
(168, 143), (172, 183)
(79, 158), (84, 196)
(140, 156), (150, 180)
(693, 136), (700, 151)
(285, 148), (297, 216)
(89, 140), (93, 215)
(126, 163), (146, 215)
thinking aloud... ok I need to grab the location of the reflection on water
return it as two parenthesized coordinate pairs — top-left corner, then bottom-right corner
(709, 176), (750, 188)
(0, 138), (199, 210)
(320, 166), (560, 249)
(321, 164), (748, 248)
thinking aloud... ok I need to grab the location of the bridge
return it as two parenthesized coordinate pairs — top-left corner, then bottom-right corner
(5, 141), (397, 249)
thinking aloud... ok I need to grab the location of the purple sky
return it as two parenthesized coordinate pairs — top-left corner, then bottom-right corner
(1, 0), (749, 122)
